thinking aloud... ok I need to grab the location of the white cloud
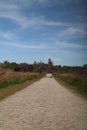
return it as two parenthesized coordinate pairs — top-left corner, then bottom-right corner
(0, 11), (26, 27)
(0, 41), (49, 49)
(44, 21), (64, 26)
(0, 0), (84, 8)
(0, 31), (14, 40)
(0, 0), (50, 8)
(56, 40), (87, 49)
(59, 27), (87, 38)
(0, 9), (64, 28)
(0, 4), (19, 10)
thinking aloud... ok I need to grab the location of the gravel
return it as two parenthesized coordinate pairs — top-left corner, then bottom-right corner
(0, 74), (87, 130)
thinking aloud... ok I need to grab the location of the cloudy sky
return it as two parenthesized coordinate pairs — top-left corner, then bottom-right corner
(0, 0), (87, 66)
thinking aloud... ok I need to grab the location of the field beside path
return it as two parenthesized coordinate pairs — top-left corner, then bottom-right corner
(0, 68), (43, 100)
(53, 72), (87, 97)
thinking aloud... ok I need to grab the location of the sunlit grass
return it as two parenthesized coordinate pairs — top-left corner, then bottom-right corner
(0, 71), (43, 100)
(53, 73), (87, 97)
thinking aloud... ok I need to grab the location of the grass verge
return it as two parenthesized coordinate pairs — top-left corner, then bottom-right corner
(0, 74), (43, 100)
(53, 73), (87, 98)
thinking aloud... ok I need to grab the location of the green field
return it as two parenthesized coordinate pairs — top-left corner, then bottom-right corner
(53, 73), (87, 97)
(0, 69), (43, 100)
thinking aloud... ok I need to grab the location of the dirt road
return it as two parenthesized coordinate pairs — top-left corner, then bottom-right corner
(0, 74), (87, 130)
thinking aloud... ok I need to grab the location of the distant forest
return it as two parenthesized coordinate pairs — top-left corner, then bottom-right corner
(0, 59), (87, 73)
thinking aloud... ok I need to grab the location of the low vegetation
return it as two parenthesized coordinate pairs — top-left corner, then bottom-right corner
(53, 73), (87, 97)
(0, 69), (43, 100)
(0, 59), (87, 99)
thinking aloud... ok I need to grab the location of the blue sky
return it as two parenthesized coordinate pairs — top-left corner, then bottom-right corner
(0, 0), (87, 66)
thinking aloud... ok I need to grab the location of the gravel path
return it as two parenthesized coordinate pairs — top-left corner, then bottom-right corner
(0, 74), (87, 130)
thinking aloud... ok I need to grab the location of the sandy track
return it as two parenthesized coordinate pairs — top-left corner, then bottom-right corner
(0, 74), (87, 130)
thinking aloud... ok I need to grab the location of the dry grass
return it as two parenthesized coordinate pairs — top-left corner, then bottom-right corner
(0, 69), (42, 100)
(53, 72), (87, 97)
(61, 73), (87, 81)
(0, 68), (39, 81)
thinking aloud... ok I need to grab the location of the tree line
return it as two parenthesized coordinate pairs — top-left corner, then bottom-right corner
(0, 59), (87, 73)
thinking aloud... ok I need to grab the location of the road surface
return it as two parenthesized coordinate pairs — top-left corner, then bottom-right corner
(0, 74), (87, 130)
